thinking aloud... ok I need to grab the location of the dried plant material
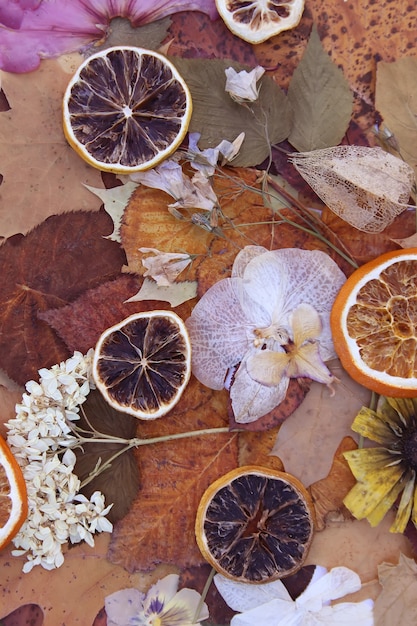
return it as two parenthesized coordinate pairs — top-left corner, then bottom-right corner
(376, 57), (417, 179)
(126, 277), (198, 307)
(291, 146), (415, 233)
(272, 362), (371, 487)
(0, 59), (103, 238)
(287, 26), (353, 152)
(139, 248), (193, 287)
(108, 375), (238, 572)
(309, 437), (357, 531)
(374, 554), (417, 626)
(0, 211), (125, 386)
(392, 232), (417, 249)
(84, 182), (138, 243)
(172, 57), (292, 167)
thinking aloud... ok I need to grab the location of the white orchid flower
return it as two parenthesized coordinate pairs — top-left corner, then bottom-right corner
(225, 65), (265, 103)
(185, 245), (346, 423)
(214, 566), (374, 626)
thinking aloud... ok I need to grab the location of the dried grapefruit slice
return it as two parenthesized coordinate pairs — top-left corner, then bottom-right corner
(331, 248), (417, 397)
(215, 0), (305, 44)
(63, 46), (192, 174)
(0, 434), (27, 550)
(195, 465), (315, 583)
(93, 311), (191, 419)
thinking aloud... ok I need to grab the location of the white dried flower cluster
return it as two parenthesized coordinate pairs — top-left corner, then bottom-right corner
(6, 350), (113, 573)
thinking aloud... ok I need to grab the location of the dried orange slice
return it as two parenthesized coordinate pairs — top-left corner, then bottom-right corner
(195, 465), (315, 583)
(93, 311), (191, 419)
(215, 0), (305, 44)
(331, 248), (417, 397)
(63, 46), (192, 173)
(0, 434), (27, 550)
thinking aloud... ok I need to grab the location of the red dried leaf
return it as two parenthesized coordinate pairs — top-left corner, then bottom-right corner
(40, 274), (195, 354)
(0, 210), (125, 385)
(107, 376), (238, 572)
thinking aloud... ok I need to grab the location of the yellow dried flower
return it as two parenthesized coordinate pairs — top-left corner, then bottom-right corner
(344, 397), (417, 533)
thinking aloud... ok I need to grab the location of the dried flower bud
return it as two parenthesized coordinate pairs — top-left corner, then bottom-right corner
(290, 146), (415, 233)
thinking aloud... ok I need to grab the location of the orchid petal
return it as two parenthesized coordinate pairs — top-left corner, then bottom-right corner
(246, 350), (290, 386)
(0, 0), (218, 73)
(186, 278), (256, 389)
(230, 353), (289, 423)
(290, 303), (322, 344)
(213, 574), (292, 612)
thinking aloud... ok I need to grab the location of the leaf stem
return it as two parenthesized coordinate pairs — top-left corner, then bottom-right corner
(194, 567), (216, 624)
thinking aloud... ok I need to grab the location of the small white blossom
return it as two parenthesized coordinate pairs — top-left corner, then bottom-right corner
(188, 132), (245, 176)
(6, 350), (113, 572)
(105, 573), (209, 626)
(225, 66), (265, 103)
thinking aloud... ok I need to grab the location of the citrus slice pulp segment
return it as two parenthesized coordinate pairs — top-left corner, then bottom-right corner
(195, 466), (315, 583)
(0, 435), (28, 550)
(215, 0), (305, 44)
(331, 248), (417, 396)
(93, 311), (191, 419)
(63, 46), (192, 174)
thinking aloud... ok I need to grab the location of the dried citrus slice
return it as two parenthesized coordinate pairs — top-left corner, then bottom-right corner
(331, 248), (417, 397)
(93, 311), (191, 419)
(195, 465), (315, 583)
(215, 0), (305, 44)
(0, 434), (27, 550)
(63, 46), (192, 173)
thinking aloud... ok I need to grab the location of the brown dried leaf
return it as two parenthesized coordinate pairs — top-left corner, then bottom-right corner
(0, 535), (162, 626)
(238, 427), (285, 472)
(308, 436), (357, 531)
(0, 57), (102, 239)
(0, 210), (126, 385)
(374, 554), (417, 626)
(107, 376), (238, 572)
(40, 274), (194, 354)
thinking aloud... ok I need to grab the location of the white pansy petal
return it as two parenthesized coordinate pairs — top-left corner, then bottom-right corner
(214, 574), (292, 612)
(105, 588), (145, 626)
(230, 356), (289, 423)
(299, 566), (362, 606)
(231, 599), (297, 626)
(186, 278), (254, 389)
(144, 573), (180, 612)
(166, 587), (210, 622)
(309, 601), (374, 625)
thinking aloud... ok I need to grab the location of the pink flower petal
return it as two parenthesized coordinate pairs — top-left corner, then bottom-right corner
(0, 0), (218, 73)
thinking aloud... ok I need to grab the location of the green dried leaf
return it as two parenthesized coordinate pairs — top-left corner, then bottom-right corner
(93, 16), (172, 52)
(126, 277), (197, 307)
(172, 57), (292, 167)
(84, 182), (138, 242)
(74, 390), (140, 524)
(287, 25), (353, 152)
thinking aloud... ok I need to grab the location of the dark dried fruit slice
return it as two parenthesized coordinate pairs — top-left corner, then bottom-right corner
(195, 465), (315, 583)
(63, 46), (192, 173)
(93, 311), (191, 419)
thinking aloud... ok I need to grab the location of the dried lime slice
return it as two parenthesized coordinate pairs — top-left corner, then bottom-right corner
(195, 465), (315, 583)
(63, 46), (192, 173)
(93, 311), (191, 420)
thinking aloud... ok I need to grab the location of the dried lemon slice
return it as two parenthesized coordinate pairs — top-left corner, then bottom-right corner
(215, 0), (305, 44)
(63, 46), (192, 173)
(93, 311), (191, 419)
(195, 465), (315, 583)
(0, 434), (28, 550)
(331, 249), (417, 397)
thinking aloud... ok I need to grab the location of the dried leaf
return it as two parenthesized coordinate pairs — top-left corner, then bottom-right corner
(392, 232), (417, 249)
(172, 57), (292, 167)
(0, 534), (158, 626)
(108, 375), (238, 572)
(84, 182), (138, 243)
(309, 437), (357, 530)
(1, 604), (43, 626)
(94, 16), (171, 51)
(376, 57), (417, 179)
(0, 210), (126, 385)
(287, 26), (353, 152)
(0, 59), (103, 238)
(374, 554), (417, 625)
(126, 277), (198, 307)
(272, 361), (371, 487)
(75, 390), (140, 525)
(40, 274), (194, 355)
